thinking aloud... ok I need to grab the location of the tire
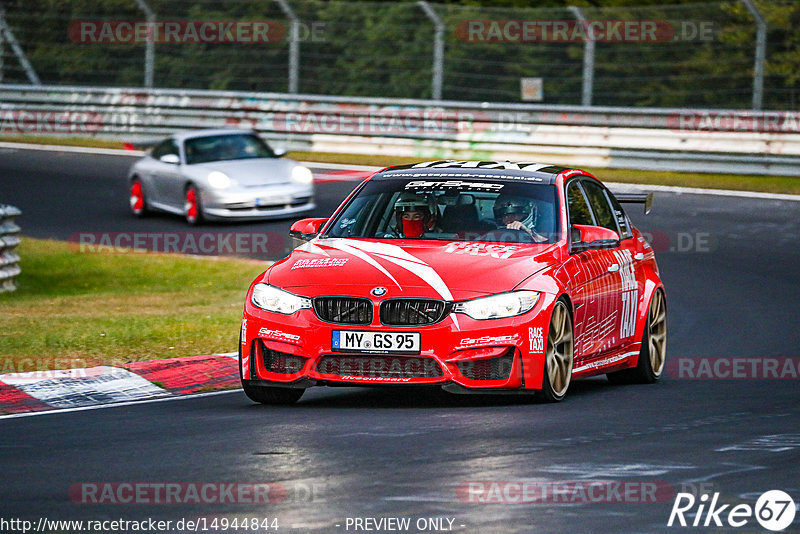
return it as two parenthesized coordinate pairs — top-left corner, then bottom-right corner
(242, 382), (305, 405)
(607, 289), (667, 384)
(129, 178), (148, 217)
(184, 184), (203, 225)
(537, 299), (574, 402)
(238, 334), (304, 405)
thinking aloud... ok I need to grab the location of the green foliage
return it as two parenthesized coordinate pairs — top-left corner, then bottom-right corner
(2, 0), (798, 108)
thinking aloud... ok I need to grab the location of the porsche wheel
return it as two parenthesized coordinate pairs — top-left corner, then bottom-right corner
(185, 185), (204, 225)
(537, 299), (574, 402)
(607, 289), (667, 384)
(130, 178), (148, 217)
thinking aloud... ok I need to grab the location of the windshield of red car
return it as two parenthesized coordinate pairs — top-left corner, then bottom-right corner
(324, 178), (560, 244)
(183, 134), (276, 164)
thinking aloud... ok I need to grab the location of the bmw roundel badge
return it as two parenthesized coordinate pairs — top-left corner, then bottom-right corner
(371, 287), (388, 297)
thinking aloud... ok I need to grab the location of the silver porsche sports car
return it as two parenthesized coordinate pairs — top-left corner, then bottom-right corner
(128, 129), (315, 224)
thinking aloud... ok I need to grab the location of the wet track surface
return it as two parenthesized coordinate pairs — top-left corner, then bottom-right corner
(1, 146), (799, 532)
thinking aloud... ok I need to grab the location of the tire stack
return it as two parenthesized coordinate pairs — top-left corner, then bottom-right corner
(0, 204), (21, 293)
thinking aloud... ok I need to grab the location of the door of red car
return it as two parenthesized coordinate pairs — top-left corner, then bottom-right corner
(579, 180), (641, 353)
(606, 190), (646, 349)
(564, 180), (621, 362)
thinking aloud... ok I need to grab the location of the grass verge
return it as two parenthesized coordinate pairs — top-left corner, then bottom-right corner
(0, 134), (126, 150)
(0, 238), (266, 371)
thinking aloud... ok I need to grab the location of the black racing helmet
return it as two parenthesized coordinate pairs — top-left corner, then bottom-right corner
(493, 194), (535, 221)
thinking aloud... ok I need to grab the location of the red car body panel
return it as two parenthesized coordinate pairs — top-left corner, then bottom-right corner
(240, 162), (664, 394)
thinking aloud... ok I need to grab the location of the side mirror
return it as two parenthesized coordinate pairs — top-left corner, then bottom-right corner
(272, 147), (287, 157)
(159, 154), (180, 165)
(571, 224), (620, 252)
(289, 218), (327, 241)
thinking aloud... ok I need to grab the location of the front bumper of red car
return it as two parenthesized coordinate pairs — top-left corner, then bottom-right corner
(240, 291), (557, 392)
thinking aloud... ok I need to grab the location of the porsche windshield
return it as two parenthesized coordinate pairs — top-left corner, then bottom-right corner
(325, 178), (560, 244)
(184, 134), (276, 164)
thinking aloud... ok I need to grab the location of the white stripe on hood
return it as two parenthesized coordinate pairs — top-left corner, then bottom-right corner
(319, 239), (460, 327)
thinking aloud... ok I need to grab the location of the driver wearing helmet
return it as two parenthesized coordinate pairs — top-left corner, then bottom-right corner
(394, 192), (438, 238)
(493, 194), (547, 243)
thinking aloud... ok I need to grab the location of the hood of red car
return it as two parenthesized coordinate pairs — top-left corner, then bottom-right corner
(266, 238), (561, 300)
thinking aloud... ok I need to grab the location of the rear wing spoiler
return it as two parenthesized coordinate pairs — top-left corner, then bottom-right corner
(614, 192), (653, 215)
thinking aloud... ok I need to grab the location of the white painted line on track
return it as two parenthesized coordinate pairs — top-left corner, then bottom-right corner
(0, 388), (242, 421)
(302, 161), (381, 172)
(1, 141), (798, 200)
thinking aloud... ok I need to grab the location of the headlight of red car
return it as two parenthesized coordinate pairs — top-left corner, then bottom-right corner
(453, 291), (539, 320)
(251, 283), (312, 315)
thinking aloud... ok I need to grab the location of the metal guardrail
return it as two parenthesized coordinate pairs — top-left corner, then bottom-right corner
(0, 204), (21, 293)
(1, 84), (800, 176)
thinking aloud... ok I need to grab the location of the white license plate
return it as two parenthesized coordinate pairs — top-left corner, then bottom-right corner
(256, 196), (291, 207)
(332, 331), (420, 353)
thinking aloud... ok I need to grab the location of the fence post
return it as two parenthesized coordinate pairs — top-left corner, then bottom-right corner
(568, 6), (595, 107)
(418, 1), (444, 100)
(275, 0), (300, 94)
(133, 0), (155, 88)
(741, 0), (766, 110)
(0, 6), (41, 85)
(0, 16), (4, 85)
(0, 205), (22, 293)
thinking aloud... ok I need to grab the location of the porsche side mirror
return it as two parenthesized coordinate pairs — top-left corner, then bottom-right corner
(273, 147), (287, 157)
(289, 218), (327, 241)
(159, 154), (180, 165)
(571, 224), (621, 253)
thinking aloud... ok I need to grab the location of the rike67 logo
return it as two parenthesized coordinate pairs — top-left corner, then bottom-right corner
(668, 490), (796, 531)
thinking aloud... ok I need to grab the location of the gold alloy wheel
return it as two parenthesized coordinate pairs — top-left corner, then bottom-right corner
(648, 290), (667, 376)
(546, 300), (574, 398)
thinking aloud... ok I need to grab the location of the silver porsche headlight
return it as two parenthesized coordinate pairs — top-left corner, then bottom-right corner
(208, 171), (232, 189)
(291, 165), (313, 184)
(453, 291), (539, 320)
(251, 283), (312, 315)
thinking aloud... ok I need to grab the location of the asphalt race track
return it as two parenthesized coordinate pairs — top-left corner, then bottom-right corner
(0, 147), (360, 259)
(1, 146), (799, 533)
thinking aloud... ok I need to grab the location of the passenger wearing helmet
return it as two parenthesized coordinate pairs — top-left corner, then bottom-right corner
(493, 194), (547, 243)
(394, 192), (438, 238)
